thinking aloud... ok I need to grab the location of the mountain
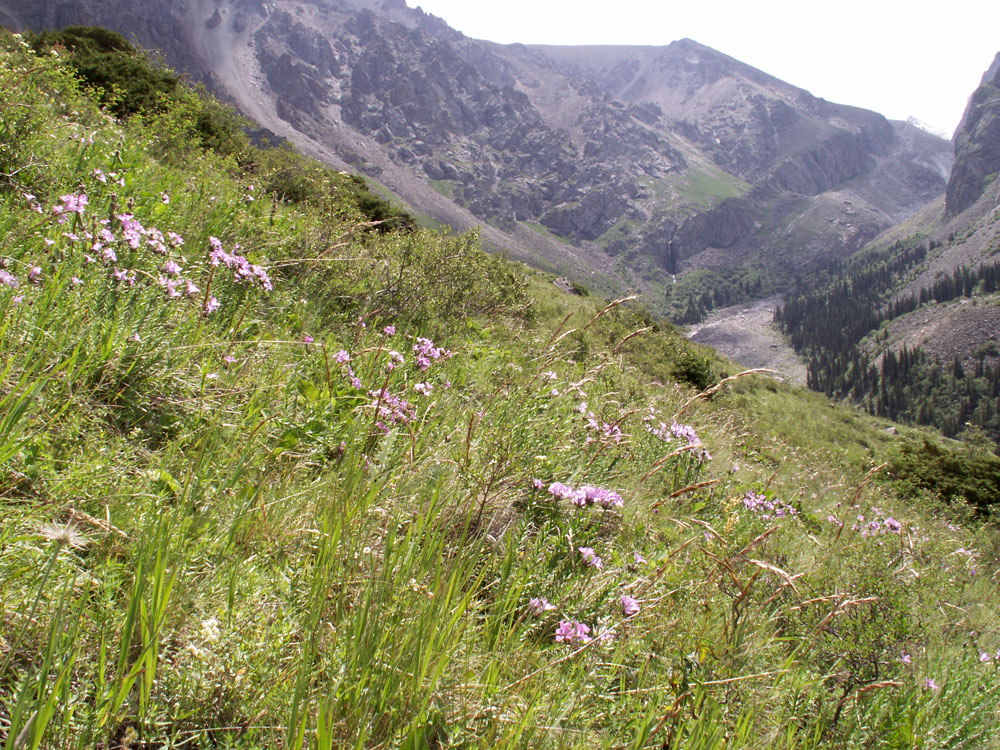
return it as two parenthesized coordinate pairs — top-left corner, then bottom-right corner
(0, 0), (952, 317)
(771, 49), (1000, 440)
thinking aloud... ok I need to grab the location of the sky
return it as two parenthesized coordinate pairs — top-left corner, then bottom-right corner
(404, 0), (1000, 137)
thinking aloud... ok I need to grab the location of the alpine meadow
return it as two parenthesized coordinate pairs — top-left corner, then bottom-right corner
(2, 21), (1000, 750)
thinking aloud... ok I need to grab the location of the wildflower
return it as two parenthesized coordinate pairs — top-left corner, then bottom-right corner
(102, 246), (117, 263)
(93, 168), (107, 183)
(924, 677), (940, 691)
(203, 296), (220, 314)
(901, 653), (912, 664)
(578, 547), (604, 570)
(37, 522), (90, 549)
(199, 617), (221, 642)
(28, 266), (41, 282)
(385, 350), (405, 371)
(528, 597), (555, 615)
(633, 551), (648, 565)
(168, 232), (184, 248)
(52, 193), (88, 224)
(543, 371), (557, 381)
(223, 355), (236, 364)
(980, 651), (992, 663)
(44, 237), (55, 247)
(12, 294), (24, 305)
(532, 478), (545, 490)
(547, 482), (575, 501)
(112, 268), (129, 282)
(413, 382), (433, 396)
(621, 595), (640, 616)
(335, 350), (351, 364)
(162, 259), (182, 277)
(303, 335), (314, 344)
(185, 280), (199, 297)
(0, 269), (19, 288)
(130, 333), (142, 343)
(161, 192), (170, 204)
(743, 491), (796, 520)
(555, 620), (592, 644)
(384, 325), (396, 336)
(71, 276), (84, 287)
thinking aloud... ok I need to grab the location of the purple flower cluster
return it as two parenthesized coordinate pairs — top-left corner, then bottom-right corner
(577, 546), (604, 570)
(412, 337), (449, 371)
(850, 509), (904, 537)
(368, 388), (416, 433)
(208, 236), (273, 291)
(621, 595), (640, 616)
(0, 269), (19, 289)
(547, 481), (624, 509)
(555, 620), (592, 644)
(742, 491), (798, 519)
(644, 410), (712, 461)
(52, 193), (88, 224)
(586, 412), (623, 444)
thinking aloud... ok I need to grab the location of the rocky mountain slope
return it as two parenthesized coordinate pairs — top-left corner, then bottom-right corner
(0, 0), (953, 316)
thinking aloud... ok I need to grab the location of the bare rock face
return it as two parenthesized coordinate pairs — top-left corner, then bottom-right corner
(946, 52), (1000, 216)
(0, 0), (955, 313)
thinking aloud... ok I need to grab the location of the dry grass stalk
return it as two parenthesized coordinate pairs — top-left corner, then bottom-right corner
(650, 479), (721, 509)
(611, 326), (652, 354)
(581, 295), (639, 332)
(674, 368), (779, 419)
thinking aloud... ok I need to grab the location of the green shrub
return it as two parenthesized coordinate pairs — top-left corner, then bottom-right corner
(888, 438), (1000, 513)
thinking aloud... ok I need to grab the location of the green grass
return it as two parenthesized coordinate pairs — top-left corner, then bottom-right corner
(2, 30), (1000, 749)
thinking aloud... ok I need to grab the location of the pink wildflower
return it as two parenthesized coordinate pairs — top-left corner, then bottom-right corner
(554, 620), (592, 644)
(578, 547), (604, 570)
(0, 269), (18, 288)
(621, 595), (640, 616)
(528, 597), (555, 616)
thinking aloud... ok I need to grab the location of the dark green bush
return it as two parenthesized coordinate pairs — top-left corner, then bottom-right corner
(888, 438), (1000, 513)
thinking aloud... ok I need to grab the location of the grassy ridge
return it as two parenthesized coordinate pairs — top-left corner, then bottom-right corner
(2, 30), (1000, 748)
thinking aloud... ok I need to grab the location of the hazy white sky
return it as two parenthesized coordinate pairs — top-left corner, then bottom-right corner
(405, 0), (1000, 137)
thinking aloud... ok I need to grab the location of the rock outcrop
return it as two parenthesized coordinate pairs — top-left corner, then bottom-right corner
(946, 51), (1000, 216)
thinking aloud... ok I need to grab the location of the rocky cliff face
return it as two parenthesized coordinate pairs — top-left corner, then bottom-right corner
(946, 51), (1000, 216)
(0, 0), (954, 314)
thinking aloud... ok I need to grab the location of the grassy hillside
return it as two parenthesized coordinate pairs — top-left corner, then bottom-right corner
(2, 29), (1000, 749)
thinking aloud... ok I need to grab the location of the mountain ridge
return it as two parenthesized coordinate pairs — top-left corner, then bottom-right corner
(0, 0), (952, 317)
